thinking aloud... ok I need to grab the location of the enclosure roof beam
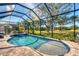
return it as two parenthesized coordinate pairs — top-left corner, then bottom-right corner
(0, 10), (33, 22)
(0, 3), (41, 20)
(17, 3), (41, 20)
(0, 3), (16, 6)
(0, 14), (29, 24)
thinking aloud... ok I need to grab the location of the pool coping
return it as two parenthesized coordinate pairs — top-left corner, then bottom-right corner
(7, 34), (70, 55)
(0, 34), (79, 56)
(28, 34), (71, 55)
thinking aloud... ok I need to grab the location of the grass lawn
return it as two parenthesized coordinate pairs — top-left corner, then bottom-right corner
(31, 29), (79, 42)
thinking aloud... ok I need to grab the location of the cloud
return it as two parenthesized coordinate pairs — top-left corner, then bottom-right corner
(6, 5), (15, 15)
(24, 3), (35, 9)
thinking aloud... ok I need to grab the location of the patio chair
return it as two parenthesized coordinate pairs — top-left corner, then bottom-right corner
(0, 33), (4, 38)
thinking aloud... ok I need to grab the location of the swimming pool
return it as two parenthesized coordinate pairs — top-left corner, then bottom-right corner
(8, 34), (51, 49)
(7, 34), (70, 55)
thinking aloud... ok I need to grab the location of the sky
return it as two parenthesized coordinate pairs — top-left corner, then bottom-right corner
(0, 3), (36, 23)
(0, 3), (79, 27)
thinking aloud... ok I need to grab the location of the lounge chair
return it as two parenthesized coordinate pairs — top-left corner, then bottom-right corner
(0, 33), (4, 38)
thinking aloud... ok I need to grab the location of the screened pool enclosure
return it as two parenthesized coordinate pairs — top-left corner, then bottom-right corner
(0, 3), (79, 42)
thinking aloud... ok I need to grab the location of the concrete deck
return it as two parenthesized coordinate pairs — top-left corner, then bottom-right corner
(62, 40), (79, 56)
(0, 35), (41, 56)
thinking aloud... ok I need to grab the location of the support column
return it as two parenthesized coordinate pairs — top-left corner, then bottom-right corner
(40, 19), (41, 35)
(74, 3), (76, 40)
(32, 21), (34, 34)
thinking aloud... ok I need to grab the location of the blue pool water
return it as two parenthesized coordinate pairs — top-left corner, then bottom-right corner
(7, 34), (70, 55)
(7, 34), (51, 49)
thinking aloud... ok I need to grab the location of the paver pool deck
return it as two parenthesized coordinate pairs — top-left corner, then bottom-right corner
(0, 35), (79, 56)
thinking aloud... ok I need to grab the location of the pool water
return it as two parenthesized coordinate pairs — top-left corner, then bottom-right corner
(8, 34), (51, 49)
(7, 34), (70, 55)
